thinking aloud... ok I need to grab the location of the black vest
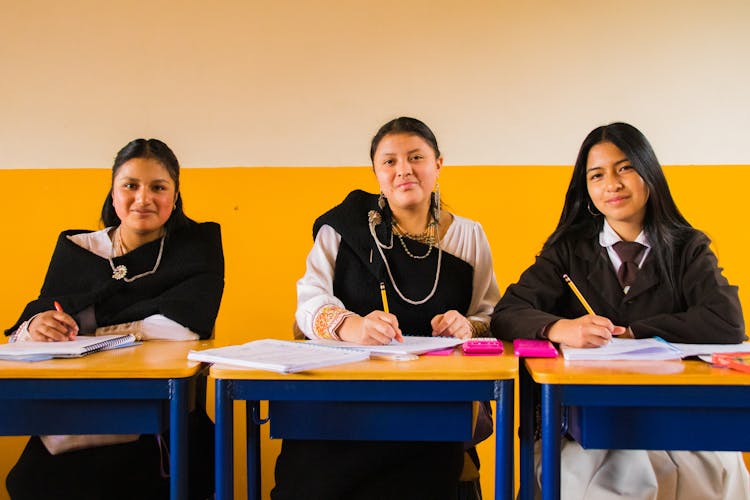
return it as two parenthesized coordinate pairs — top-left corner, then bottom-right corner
(313, 190), (473, 336)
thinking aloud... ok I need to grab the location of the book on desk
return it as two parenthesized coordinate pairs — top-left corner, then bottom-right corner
(0, 334), (138, 361)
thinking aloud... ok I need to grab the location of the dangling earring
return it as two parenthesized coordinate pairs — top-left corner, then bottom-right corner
(378, 192), (386, 210)
(432, 183), (441, 223)
(587, 201), (601, 217)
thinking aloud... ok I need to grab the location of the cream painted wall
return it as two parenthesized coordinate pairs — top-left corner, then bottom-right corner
(1, 0), (749, 169)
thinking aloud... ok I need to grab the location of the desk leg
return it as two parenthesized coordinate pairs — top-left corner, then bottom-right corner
(495, 379), (514, 500)
(246, 401), (261, 500)
(215, 379), (233, 500)
(170, 378), (188, 500)
(540, 384), (562, 500)
(518, 362), (535, 500)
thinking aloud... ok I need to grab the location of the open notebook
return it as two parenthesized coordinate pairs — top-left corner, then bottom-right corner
(0, 334), (138, 361)
(561, 337), (750, 361)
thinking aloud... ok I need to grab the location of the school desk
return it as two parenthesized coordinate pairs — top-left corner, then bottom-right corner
(211, 347), (518, 500)
(0, 339), (213, 500)
(519, 357), (750, 500)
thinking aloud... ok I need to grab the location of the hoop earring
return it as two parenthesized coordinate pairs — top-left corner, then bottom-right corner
(378, 192), (386, 210)
(432, 183), (441, 222)
(587, 201), (601, 217)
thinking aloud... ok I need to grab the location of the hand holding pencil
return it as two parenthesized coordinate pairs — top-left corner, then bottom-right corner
(544, 274), (626, 348)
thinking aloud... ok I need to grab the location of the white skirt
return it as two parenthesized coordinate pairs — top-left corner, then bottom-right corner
(534, 438), (750, 500)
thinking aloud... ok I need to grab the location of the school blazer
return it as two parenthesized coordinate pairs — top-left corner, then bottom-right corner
(491, 231), (745, 344)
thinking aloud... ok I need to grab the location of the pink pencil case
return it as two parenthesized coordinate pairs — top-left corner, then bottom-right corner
(462, 338), (504, 356)
(513, 339), (558, 358)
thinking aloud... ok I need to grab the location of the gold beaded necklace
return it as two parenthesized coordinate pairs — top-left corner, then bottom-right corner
(392, 218), (438, 259)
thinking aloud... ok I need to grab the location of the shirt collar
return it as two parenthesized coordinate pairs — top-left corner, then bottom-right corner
(598, 219), (650, 248)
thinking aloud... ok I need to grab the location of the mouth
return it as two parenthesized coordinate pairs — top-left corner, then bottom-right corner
(130, 209), (156, 216)
(605, 196), (629, 205)
(395, 181), (418, 190)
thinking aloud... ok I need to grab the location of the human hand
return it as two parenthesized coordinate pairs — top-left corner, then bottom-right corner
(338, 310), (403, 345)
(28, 310), (79, 341)
(546, 315), (626, 347)
(431, 310), (473, 339)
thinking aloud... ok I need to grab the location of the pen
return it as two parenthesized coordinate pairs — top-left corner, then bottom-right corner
(54, 301), (63, 313)
(379, 282), (390, 314)
(562, 274), (596, 315)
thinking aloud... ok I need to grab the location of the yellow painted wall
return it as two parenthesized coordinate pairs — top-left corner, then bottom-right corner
(0, 165), (748, 498)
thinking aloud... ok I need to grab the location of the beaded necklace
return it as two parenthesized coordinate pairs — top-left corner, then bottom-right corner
(108, 227), (165, 282)
(368, 210), (441, 305)
(392, 219), (437, 259)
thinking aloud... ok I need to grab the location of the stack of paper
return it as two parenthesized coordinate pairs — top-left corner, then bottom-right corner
(188, 339), (370, 373)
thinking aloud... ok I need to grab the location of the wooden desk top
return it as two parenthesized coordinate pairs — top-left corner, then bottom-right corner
(210, 343), (518, 381)
(0, 339), (214, 379)
(526, 356), (750, 386)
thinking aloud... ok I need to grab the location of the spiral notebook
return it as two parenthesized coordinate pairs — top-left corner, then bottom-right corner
(0, 334), (138, 361)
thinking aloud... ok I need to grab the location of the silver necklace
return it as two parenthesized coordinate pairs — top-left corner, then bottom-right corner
(368, 210), (441, 305)
(109, 228), (165, 282)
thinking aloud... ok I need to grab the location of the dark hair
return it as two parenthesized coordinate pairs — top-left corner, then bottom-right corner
(369, 116), (441, 161)
(545, 122), (693, 288)
(101, 138), (192, 232)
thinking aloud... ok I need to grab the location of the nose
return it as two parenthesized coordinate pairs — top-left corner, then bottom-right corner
(395, 159), (413, 177)
(135, 186), (150, 203)
(605, 173), (623, 191)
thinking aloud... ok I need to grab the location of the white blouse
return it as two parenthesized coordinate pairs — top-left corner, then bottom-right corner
(295, 214), (500, 339)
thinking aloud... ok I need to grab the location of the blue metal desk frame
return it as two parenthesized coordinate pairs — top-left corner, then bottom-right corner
(214, 378), (514, 500)
(0, 375), (200, 500)
(518, 362), (750, 500)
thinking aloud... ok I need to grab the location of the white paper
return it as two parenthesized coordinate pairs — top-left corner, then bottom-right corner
(308, 335), (465, 356)
(561, 338), (750, 361)
(188, 339), (370, 373)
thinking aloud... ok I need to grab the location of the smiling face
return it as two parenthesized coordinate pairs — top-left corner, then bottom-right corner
(112, 157), (177, 243)
(586, 141), (649, 239)
(372, 133), (442, 215)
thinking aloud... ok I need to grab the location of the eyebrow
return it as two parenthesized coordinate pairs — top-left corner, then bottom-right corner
(379, 148), (426, 156)
(586, 158), (630, 173)
(118, 176), (171, 183)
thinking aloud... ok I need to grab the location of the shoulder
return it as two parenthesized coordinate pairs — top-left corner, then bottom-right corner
(173, 221), (221, 240)
(169, 221), (224, 261)
(313, 189), (378, 240)
(445, 214), (487, 240)
(675, 228), (711, 257)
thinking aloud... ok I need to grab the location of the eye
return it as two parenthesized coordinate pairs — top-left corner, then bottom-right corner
(410, 154), (424, 161)
(588, 172), (602, 181)
(123, 182), (137, 189)
(382, 159), (394, 166)
(619, 164), (634, 173)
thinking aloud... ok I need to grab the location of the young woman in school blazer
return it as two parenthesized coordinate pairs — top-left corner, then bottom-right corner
(491, 122), (749, 499)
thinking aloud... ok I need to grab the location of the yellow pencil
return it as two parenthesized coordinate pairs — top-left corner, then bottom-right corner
(379, 282), (390, 313)
(562, 274), (595, 315)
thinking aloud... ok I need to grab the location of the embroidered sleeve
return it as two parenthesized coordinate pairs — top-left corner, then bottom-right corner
(9, 313), (42, 343)
(311, 305), (354, 341)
